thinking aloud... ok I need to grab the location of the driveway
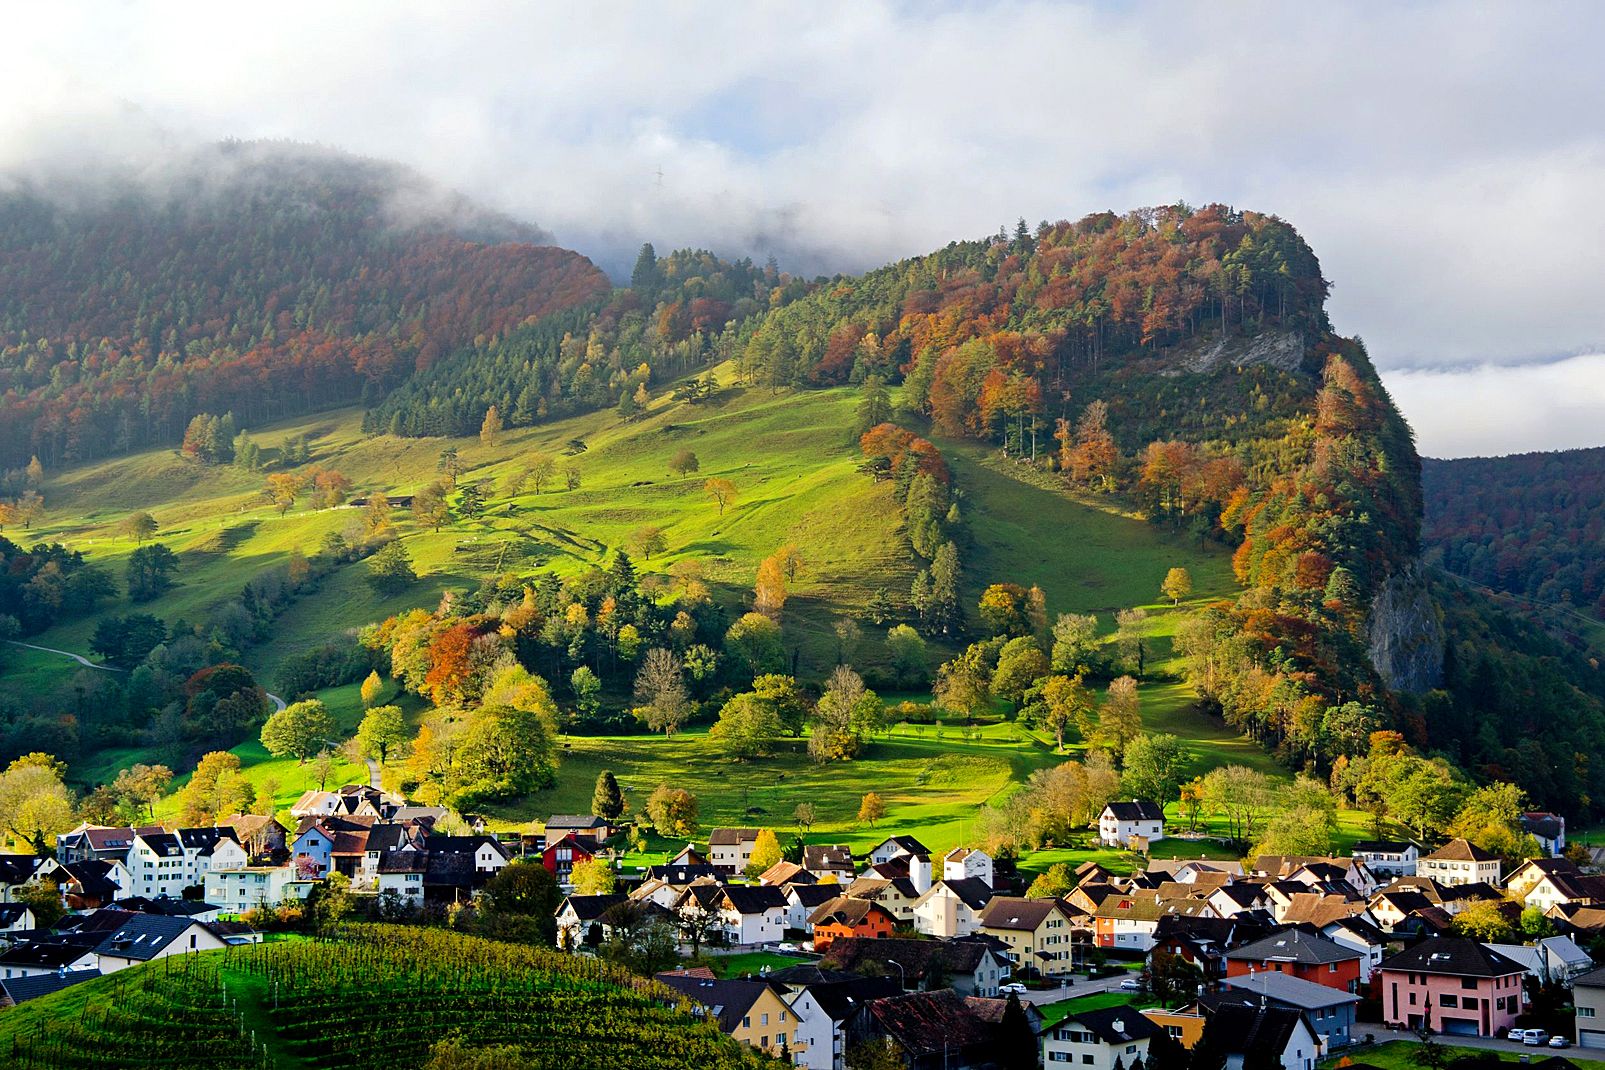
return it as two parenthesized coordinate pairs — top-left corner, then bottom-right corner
(1357, 1026), (1575, 1058)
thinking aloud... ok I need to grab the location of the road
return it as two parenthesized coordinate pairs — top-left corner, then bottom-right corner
(1364, 1025), (1577, 1058)
(1017, 972), (1134, 1006)
(8, 639), (287, 710)
(364, 758), (382, 790)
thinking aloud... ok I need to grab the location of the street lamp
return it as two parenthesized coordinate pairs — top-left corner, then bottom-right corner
(887, 958), (906, 990)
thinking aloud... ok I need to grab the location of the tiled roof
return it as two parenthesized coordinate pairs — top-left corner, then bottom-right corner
(809, 896), (890, 928)
(1380, 936), (1525, 977)
(655, 974), (780, 1033)
(1422, 838), (1499, 863)
(707, 828), (760, 846)
(1066, 1004), (1163, 1043)
(1221, 970), (1361, 1009)
(862, 990), (993, 1056)
(1103, 800), (1164, 822)
(1225, 927), (1360, 965)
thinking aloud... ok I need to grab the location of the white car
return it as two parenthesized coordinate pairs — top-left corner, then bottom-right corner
(1550, 1036), (1572, 1049)
(1522, 1029), (1550, 1046)
(776, 942), (799, 954)
(998, 983), (1028, 995)
(1119, 978), (1143, 992)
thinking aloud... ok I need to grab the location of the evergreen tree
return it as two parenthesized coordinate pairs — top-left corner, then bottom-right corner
(591, 770), (624, 821)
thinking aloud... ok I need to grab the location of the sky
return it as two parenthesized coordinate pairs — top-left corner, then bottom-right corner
(3, 2), (1603, 458)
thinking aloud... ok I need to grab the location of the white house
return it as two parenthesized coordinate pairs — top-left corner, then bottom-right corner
(707, 828), (761, 875)
(0, 904), (35, 934)
(204, 866), (315, 915)
(1351, 841), (1419, 878)
(1418, 839), (1501, 887)
(1098, 801), (1165, 848)
(1043, 1006), (1159, 1069)
(715, 886), (788, 946)
(178, 827), (248, 887)
(1487, 936), (1594, 985)
(1522, 812), (1566, 857)
(0, 856), (61, 903)
(126, 831), (189, 898)
(911, 878), (993, 939)
(784, 884), (839, 932)
(555, 894), (630, 949)
(942, 847), (994, 887)
(92, 914), (229, 974)
(375, 853), (429, 906)
(867, 836), (929, 867)
(786, 977), (901, 1070)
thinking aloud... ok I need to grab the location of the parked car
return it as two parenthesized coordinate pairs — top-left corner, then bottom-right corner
(1119, 978), (1143, 992)
(1521, 1029), (1550, 1046)
(999, 982), (1029, 995)
(776, 942), (799, 953)
(1551, 1036), (1572, 1048)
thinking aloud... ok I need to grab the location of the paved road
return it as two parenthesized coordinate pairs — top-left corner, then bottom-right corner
(9, 638), (287, 711)
(1017, 973), (1133, 1006)
(364, 758), (382, 789)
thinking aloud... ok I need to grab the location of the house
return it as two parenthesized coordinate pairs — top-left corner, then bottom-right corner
(1220, 970), (1361, 1049)
(1205, 883), (1271, 919)
(673, 884), (788, 947)
(821, 936), (1012, 997)
(1099, 801), (1165, 848)
(943, 847), (994, 887)
(867, 836), (929, 867)
(1352, 840), (1419, 878)
(1523, 812), (1567, 857)
(784, 883), (840, 932)
(810, 897), (896, 951)
(112, 896), (221, 923)
(556, 893), (629, 949)
(1279, 891), (1369, 930)
(545, 814), (613, 843)
(1418, 838), (1501, 887)
(374, 852), (430, 906)
(289, 784), (392, 820)
(911, 877), (993, 939)
(843, 989), (1016, 1070)
(656, 973), (798, 1058)
(0, 903), (35, 935)
(203, 866), (315, 915)
(0, 968), (100, 1007)
(979, 896), (1081, 977)
(58, 859), (129, 910)
(757, 860), (814, 888)
(218, 814), (289, 858)
(1486, 936), (1594, 985)
(1378, 936), (1526, 1036)
(1224, 928), (1362, 993)
(0, 933), (102, 978)
(1196, 1004), (1321, 1070)
(124, 830), (191, 898)
(90, 912), (230, 973)
(708, 828), (762, 875)
(0, 855), (60, 904)
(428, 835), (510, 876)
(1320, 916), (1390, 986)
(1507, 858), (1605, 913)
(289, 816), (375, 878)
(784, 974), (901, 1070)
(803, 844), (857, 881)
(1574, 965), (1605, 1049)
(55, 824), (139, 865)
(1094, 893), (1218, 953)
(1044, 1005), (1159, 1069)
(842, 876), (922, 923)
(1150, 914), (1271, 981)
(1143, 858), (1245, 882)
(541, 833), (598, 884)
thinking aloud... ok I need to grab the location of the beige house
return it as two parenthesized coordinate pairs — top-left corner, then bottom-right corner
(911, 877), (993, 938)
(1574, 965), (1605, 1049)
(979, 896), (1080, 977)
(708, 828), (762, 874)
(1418, 838), (1501, 887)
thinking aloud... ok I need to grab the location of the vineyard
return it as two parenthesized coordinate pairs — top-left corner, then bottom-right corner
(0, 927), (777, 1069)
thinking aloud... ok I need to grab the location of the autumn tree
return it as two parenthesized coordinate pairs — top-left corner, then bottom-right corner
(527, 453), (557, 493)
(309, 467), (353, 509)
(570, 857), (616, 896)
(703, 477), (737, 516)
(363, 493), (394, 539)
(261, 699), (337, 763)
(1161, 567), (1193, 605)
(668, 449), (700, 477)
(628, 525), (667, 560)
(0, 754), (75, 855)
(810, 665), (883, 763)
(119, 512), (159, 545)
(794, 802), (817, 835)
(1034, 674), (1092, 751)
(1450, 899), (1516, 942)
(413, 481), (451, 531)
(754, 550), (790, 619)
(1095, 676), (1142, 757)
(366, 541), (417, 594)
(178, 751), (254, 826)
(355, 705), (407, 764)
(480, 404), (503, 446)
(724, 612), (785, 679)
(360, 670), (385, 708)
(646, 784), (699, 837)
(746, 829), (783, 878)
(858, 791), (886, 827)
(263, 472), (305, 516)
(110, 763), (174, 822)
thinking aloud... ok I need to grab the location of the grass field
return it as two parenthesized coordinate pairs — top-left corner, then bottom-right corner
(1037, 991), (1158, 1027)
(1321, 1040), (1605, 1068)
(4, 364), (1370, 859)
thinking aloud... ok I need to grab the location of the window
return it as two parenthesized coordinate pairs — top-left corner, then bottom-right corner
(1439, 995), (1457, 1008)
(742, 1017), (750, 1029)
(1460, 978), (1477, 991)
(761, 1013), (769, 1026)
(1581, 1006), (1596, 1019)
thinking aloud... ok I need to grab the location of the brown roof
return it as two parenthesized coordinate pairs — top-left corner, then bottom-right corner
(810, 897), (892, 928)
(758, 861), (812, 887)
(1422, 838), (1499, 863)
(707, 828), (760, 846)
(980, 896), (1069, 930)
(1280, 892), (1368, 928)
(862, 990), (994, 1056)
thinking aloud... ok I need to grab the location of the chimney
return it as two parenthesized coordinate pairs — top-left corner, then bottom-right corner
(911, 854), (932, 896)
(1112, 1019), (1125, 1033)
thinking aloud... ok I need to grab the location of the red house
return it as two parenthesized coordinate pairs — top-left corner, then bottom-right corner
(1224, 927), (1362, 993)
(808, 896), (896, 951)
(1379, 937), (1526, 1036)
(542, 833), (598, 883)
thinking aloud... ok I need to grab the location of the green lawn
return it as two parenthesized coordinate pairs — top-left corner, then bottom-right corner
(707, 951), (814, 979)
(1037, 991), (1159, 1028)
(1322, 1040), (1604, 1068)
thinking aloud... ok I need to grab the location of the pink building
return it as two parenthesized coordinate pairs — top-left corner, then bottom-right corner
(1378, 937), (1526, 1037)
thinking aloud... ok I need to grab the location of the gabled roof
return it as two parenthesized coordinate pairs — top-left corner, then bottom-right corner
(758, 860), (812, 887)
(1225, 927), (1360, 965)
(1422, 838), (1499, 863)
(980, 896), (1068, 931)
(1323, 916), (1388, 946)
(845, 876), (919, 902)
(0, 968), (100, 1004)
(915, 877), (994, 912)
(93, 914), (207, 961)
(1573, 963), (1605, 988)
(645, 864), (721, 884)
(707, 828), (760, 846)
(427, 834), (507, 859)
(721, 885), (787, 915)
(1221, 970), (1362, 1010)
(810, 896), (892, 928)
(1103, 800), (1164, 822)
(134, 831), (183, 858)
(1352, 839), (1416, 854)
(861, 990), (993, 1056)
(1280, 892), (1367, 928)
(176, 827), (240, 855)
(111, 896), (217, 918)
(1522, 812), (1566, 839)
(0, 903), (33, 927)
(559, 893), (629, 921)
(870, 835), (930, 857)
(0, 855), (50, 885)
(80, 827), (138, 852)
(546, 815), (609, 830)
(655, 974), (782, 1033)
(803, 976), (902, 1021)
(1065, 1004), (1162, 1044)
(376, 852), (429, 875)
(423, 853), (477, 887)
(1199, 1004), (1312, 1057)
(822, 936), (1002, 980)
(789, 884), (840, 908)
(0, 935), (101, 968)
(1380, 936), (1526, 977)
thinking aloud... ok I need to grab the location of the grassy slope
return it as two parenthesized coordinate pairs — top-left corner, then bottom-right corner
(10, 366), (1366, 866)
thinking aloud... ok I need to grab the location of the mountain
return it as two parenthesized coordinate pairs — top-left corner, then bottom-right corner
(0, 141), (609, 469)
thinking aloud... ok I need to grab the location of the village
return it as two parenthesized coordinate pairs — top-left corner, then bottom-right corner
(0, 782), (1603, 1068)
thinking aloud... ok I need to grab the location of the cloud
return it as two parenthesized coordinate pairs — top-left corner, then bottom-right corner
(1382, 354), (1605, 459)
(3, 2), (1605, 453)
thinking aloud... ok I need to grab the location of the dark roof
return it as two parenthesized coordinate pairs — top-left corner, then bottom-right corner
(809, 896), (891, 928)
(0, 935), (101, 968)
(790, 884), (840, 908)
(1103, 800), (1165, 822)
(821, 936), (1000, 981)
(136, 831), (183, 857)
(0, 968), (101, 1004)
(1380, 936), (1526, 978)
(59, 860), (121, 901)
(111, 896), (217, 918)
(722, 885), (787, 914)
(930, 877), (994, 911)
(1523, 812), (1567, 839)
(93, 914), (205, 961)
(0, 856), (47, 884)
(862, 990), (993, 1056)
(707, 828), (760, 846)
(1200, 1004), (1311, 1056)
(766, 964), (864, 986)
(427, 835), (506, 858)
(0, 903), (33, 926)
(560, 894), (629, 922)
(807, 976), (902, 1021)
(1324, 916), (1389, 945)
(646, 864), (721, 884)
(1353, 840), (1416, 854)
(1221, 971), (1362, 1010)
(1567, 964), (1605, 989)
(376, 852), (429, 875)
(1066, 1004), (1162, 1044)
(804, 845), (855, 871)
(655, 974), (780, 1033)
(872, 835), (930, 857)
(1225, 927), (1360, 965)
(177, 827), (239, 854)
(423, 853), (477, 888)
(546, 815), (608, 830)
(365, 823), (425, 854)
(979, 896), (1066, 931)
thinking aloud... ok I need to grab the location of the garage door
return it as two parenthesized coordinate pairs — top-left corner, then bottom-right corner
(1581, 1027), (1605, 1049)
(1440, 1017), (1478, 1037)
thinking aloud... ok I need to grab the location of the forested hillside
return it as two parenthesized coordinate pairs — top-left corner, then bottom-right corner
(0, 141), (609, 469)
(1424, 447), (1605, 621)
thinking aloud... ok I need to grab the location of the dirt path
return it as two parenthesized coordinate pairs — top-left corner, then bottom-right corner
(6, 639), (287, 710)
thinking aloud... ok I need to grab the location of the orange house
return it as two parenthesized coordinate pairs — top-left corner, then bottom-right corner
(1223, 928), (1362, 994)
(809, 896), (896, 951)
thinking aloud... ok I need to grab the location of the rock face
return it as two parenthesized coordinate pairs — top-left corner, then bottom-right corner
(1368, 560), (1444, 693)
(1162, 330), (1308, 376)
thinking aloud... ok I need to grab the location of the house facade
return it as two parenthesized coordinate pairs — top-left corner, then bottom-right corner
(1351, 841), (1418, 878)
(1098, 801), (1165, 848)
(1043, 1006), (1157, 1068)
(1417, 839), (1501, 887)
(708, 828), (761, 875)
(1379, 937), (1525, 1037)
(979, 897), (1080, 978)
